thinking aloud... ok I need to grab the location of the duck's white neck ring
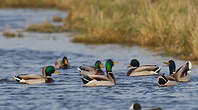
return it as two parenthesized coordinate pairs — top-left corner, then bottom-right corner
(46, 76), (52, 78)
(128, 67), (137, 70)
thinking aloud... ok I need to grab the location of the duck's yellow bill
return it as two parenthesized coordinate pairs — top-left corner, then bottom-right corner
(64, 59), (68, 64)
(99, 64), (104, 68)
(128, 65), (132, 68)
(114, 61), (118, 64)
(163, 62), (170, 65)
(55, 70), (60, 74)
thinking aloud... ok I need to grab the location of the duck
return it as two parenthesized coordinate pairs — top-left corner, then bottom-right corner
(130, 103), (162, 110)
(158, 74), (177, 87)
(13, 65), (60, 84)
(164, 60), (192, 82)
(158, 60), (192, 86)
(158, 60), (177, 87)
(127, 59), (161, 76)
(174, 61), (192, 82)
(55, 56), (69, 69)
(78, 60), (104, 75)
(81, 59), (117, 87)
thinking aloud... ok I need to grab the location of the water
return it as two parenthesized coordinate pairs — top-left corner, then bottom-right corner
(0, 9), (198, 110)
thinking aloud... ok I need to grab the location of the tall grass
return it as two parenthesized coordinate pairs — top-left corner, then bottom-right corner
(26, 21), (64, 33)
(0, 0), (68, 9)
(1, 0), (198, 60)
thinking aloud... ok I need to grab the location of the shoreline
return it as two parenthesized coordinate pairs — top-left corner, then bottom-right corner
(1, 0), (198, 62)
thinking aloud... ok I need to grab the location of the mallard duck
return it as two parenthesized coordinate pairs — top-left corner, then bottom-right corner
(13, 66), (60, 84)
(158, 74), (177, 87)
(81, 59), (117, 87)
(174, 61), (192, 82)
(55, 56), (69, 69)
(164, 60), (192, 82)
(127, 59), (160, 76)
(78, 60), (104, 75)
(130, 103), (162, 110)
(158, 60), (177, 87)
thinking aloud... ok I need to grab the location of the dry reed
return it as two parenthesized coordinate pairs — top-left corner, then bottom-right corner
(1, 0), (198, 60)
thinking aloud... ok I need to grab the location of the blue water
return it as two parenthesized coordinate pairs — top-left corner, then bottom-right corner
(0, 9), (198, 110)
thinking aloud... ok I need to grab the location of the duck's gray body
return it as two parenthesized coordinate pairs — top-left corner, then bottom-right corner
(127, 65), (160, 76)
(173, 61), (192, 82)
(78, 66), (104, 75)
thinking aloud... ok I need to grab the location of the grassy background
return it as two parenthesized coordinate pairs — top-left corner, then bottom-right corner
(1, 0), (198, 60)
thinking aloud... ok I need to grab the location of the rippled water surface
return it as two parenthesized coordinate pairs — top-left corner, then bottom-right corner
(0, 9), (198, 110)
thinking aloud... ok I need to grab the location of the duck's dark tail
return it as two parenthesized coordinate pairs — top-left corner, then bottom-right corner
(14, 76), (23, 82)
(185, 61), (192, 75)
(81, 75), (93, 84)
(186, 61), (192, 70)
(158, 75), (168, 85)
(154, 66), (161, 73)
(77, 66), (83, 72)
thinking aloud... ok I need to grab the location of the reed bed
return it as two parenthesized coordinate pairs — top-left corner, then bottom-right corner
(3, 31), (16, 38)
(3, 29), (24, 38)
(26, 21), (64, 33)
(1, 0), (198, 60)
(53, 15), (63, 22)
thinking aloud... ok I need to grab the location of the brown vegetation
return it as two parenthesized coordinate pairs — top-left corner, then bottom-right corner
(3, 31), (16, 38)
(26, 21), (64, 33)
(53, 15), (63, 22)
(1, 0), (198, 60)
(3, 29), (24, 38)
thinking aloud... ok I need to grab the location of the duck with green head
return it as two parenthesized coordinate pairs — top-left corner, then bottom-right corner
(55, 56), (69, 69)
(127, 59), (160, 76)
(81, 59), (117, 87)
(78, 60), (104, 75)
(14, 66), (60, 84)
(158, 60), (192, 87)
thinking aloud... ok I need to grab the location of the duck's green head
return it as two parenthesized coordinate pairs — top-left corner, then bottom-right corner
(163, 60), (176, 75)
(62, 56), (69, 65)
(105, 59), (118, 72)
(45, 66), (60, 76)
(128, 59), (140, 68)
(95, 60), (104, 69)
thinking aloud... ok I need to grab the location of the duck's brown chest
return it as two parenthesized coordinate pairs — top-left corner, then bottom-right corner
(45, 78), (54, 83)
